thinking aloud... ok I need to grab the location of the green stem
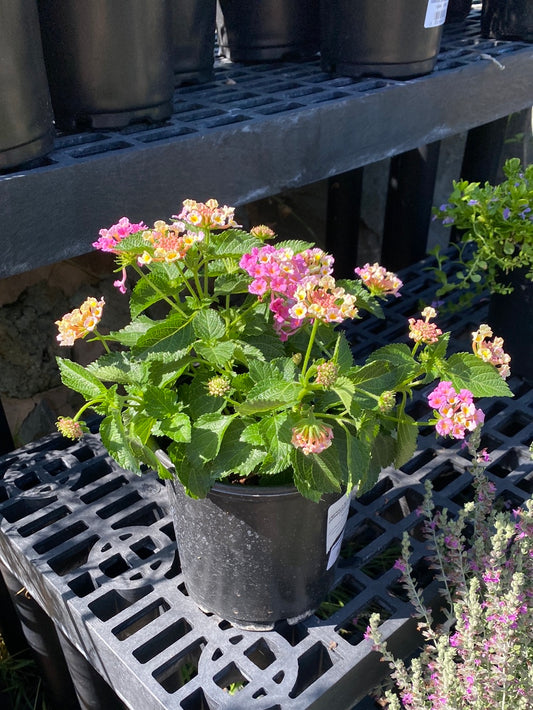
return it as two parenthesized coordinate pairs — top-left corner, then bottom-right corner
(131, 264), (187, 314)
(73, 398), (101, 422)
(92, 329), (111, 354)
(301, 319), (320, 379)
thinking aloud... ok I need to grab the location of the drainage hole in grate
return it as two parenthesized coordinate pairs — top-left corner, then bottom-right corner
(99, 553), (130, 578)
(68, 571), (99, 598)
(273, 620), (308, 646)
(14, 471), (41, 491)
(97, 491), (142, 520)
(457, 432), (502, 457)
(0, 486), (7, 504)
(229, 635), (243, 645)
(73, 446), (95, 462)
(357, 476), (394, 506)
(288, 642), (334, 699)
(33, 521), (88, 554)
(422, 461), (462, 491)
(214, 661), (249, 696)
(18, 505), (71, 537)
(340, 520), (386, 563)
(88, 585), (153, 622)
(245, 638), (276, 669)
(360, 539), (403, 580)
(488, 449), (521, 478)
(152, 638), (205, 693)
(42, 460), (68, 475)
(112, 598), (171, 641)
(336, 598), (392, 646)
(133, 617), (192, 663)
(130, 536), (158, 560)
(48, 535), (99, 575)
(180, 687), (215, 710)
(497, 412), (532, 438)
(315, 576), (362, 621)
(70, 460), (113, 490)
(163, 549), (181, 578)
(400, 448), (437, 474)
(159, 521), (176, 541)
(379, 489), (424, 524)
(483, 401), (507, 421)
(80, 476), (128, 504)
(111, 502), (166, 528)
(1, 496), (58, 523)
(517, 475), (533, 495)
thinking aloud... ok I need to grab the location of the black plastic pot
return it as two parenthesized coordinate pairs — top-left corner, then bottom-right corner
(487, 269), (533, 383)
(446, 0), (471, 23)
(320, 0), (447, 79)
(37, 0), (174, 130)
(0, 0), (54, 171)
(171, 0), (216, 86)
(162, 453), (349, 629)
(216, 0), (320, 62)
(481, 0), (533, 41)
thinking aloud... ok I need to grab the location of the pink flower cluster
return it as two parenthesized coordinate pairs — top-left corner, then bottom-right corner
(174, 198), (239, 230)
(427, 381), (484, 439)
(472, 324), (511, 379)
(56, 416), (84, 440)
(354, 262), (403, 297)
(92, 217), (146, 253)
(291, 421), (333, 455)
(408, 307), (443, 345)
(239, 245), (358, 340)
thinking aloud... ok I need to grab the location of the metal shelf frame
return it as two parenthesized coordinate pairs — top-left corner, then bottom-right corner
(1, 12), (533, 279)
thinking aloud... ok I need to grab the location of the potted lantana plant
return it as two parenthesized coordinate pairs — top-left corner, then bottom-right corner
(54, 199), (511, 629)
(431, 158), (533, 381)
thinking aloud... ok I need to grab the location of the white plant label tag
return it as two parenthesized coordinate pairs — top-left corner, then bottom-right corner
(327, 534), (343, 570)
(326, 494), (350, 553)
(424, 0), (449, 28)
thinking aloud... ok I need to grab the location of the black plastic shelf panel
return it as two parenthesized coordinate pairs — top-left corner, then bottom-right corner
(0, 262), (532, 709)
(1, 9), (533, 277)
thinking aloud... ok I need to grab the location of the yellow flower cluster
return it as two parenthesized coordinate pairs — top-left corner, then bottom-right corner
(55, 297), (105, 346)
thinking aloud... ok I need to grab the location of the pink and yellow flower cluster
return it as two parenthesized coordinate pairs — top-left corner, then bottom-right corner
(408, 306), (443, 344)
(427, 381), (485, 439)
(55, 296), (105, 347)
(92, 217), (146, 254)
(175, 198), (239, 230)
(138, 219), (205, 266)
(291, 421), (334, 455)
(353, 262), (403, 297)
(240, 245), (358, 340)
(472, 324), (511, 379)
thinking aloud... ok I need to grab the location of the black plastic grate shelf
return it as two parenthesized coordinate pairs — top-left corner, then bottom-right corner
(0, 259), (532, 709)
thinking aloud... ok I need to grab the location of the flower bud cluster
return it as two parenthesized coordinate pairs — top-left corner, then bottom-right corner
(55, 297), (105, 346)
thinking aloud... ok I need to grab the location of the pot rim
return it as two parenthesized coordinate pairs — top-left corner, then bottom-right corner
(155, 448), (342, 500)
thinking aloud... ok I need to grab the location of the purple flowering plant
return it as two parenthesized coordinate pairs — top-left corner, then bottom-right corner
(431, 158), (533, 303)
(366, 427), (533, 709)
(54, 199), (511, 501)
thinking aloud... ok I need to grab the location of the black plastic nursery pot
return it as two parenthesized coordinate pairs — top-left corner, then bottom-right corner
(446, 0), (471, 23)
(170, 0), (216, 86)
(216, 0), (320, 62)
(481, 0), (533, 41)
(487, 269), (533, 383)
(0, 0), (54, 171)
(163, 454), (349, 630)
(320, 0), (448, 79)
(37, 0), (175, 130)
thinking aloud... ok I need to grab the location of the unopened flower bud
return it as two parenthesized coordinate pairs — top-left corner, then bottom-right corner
(56, 417), (84, 440)
(378, 391), (396, 412)
(315, 361), (339, 388)
(207, 376), (231, 397)
(292, 353), (302, 365)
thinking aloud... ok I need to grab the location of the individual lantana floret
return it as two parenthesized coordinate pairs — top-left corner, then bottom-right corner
(175, 198), (239, 230)
(55, 297), (105, 347)
(354, 262), (403, 298)
(291, 420), (334, 455)
(315, 361), (339, 388)
(92, 217), (146, 253)
(427, 381), (485, 439)
(207, 376), (231, 397)
(56, 417), (85, 440)
(408, 306), (443, 344)
(471, 324), (511, 379)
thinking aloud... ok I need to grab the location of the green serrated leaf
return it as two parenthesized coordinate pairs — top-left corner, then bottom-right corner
(100, 413), (141, 474)
(195, 340), (235, 367)
(193, 309), (226, 341)
(134, 316), (194, 353)
(187, 413), (235, 466)
(236, 380), (301, 415)
(395, 416), (419, 468)
(291, 448), (341, 502)
(444, 353), (513, 398)
(333, 376), (356, 412)
(56, 358), (108, 400)
(108, 316), (155, 347)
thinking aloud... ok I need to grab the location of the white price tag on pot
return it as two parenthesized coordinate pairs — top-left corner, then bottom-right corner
(326, 494), (350, 553)
(424, 0), (449, 28)
(327, 534), (344, 570)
